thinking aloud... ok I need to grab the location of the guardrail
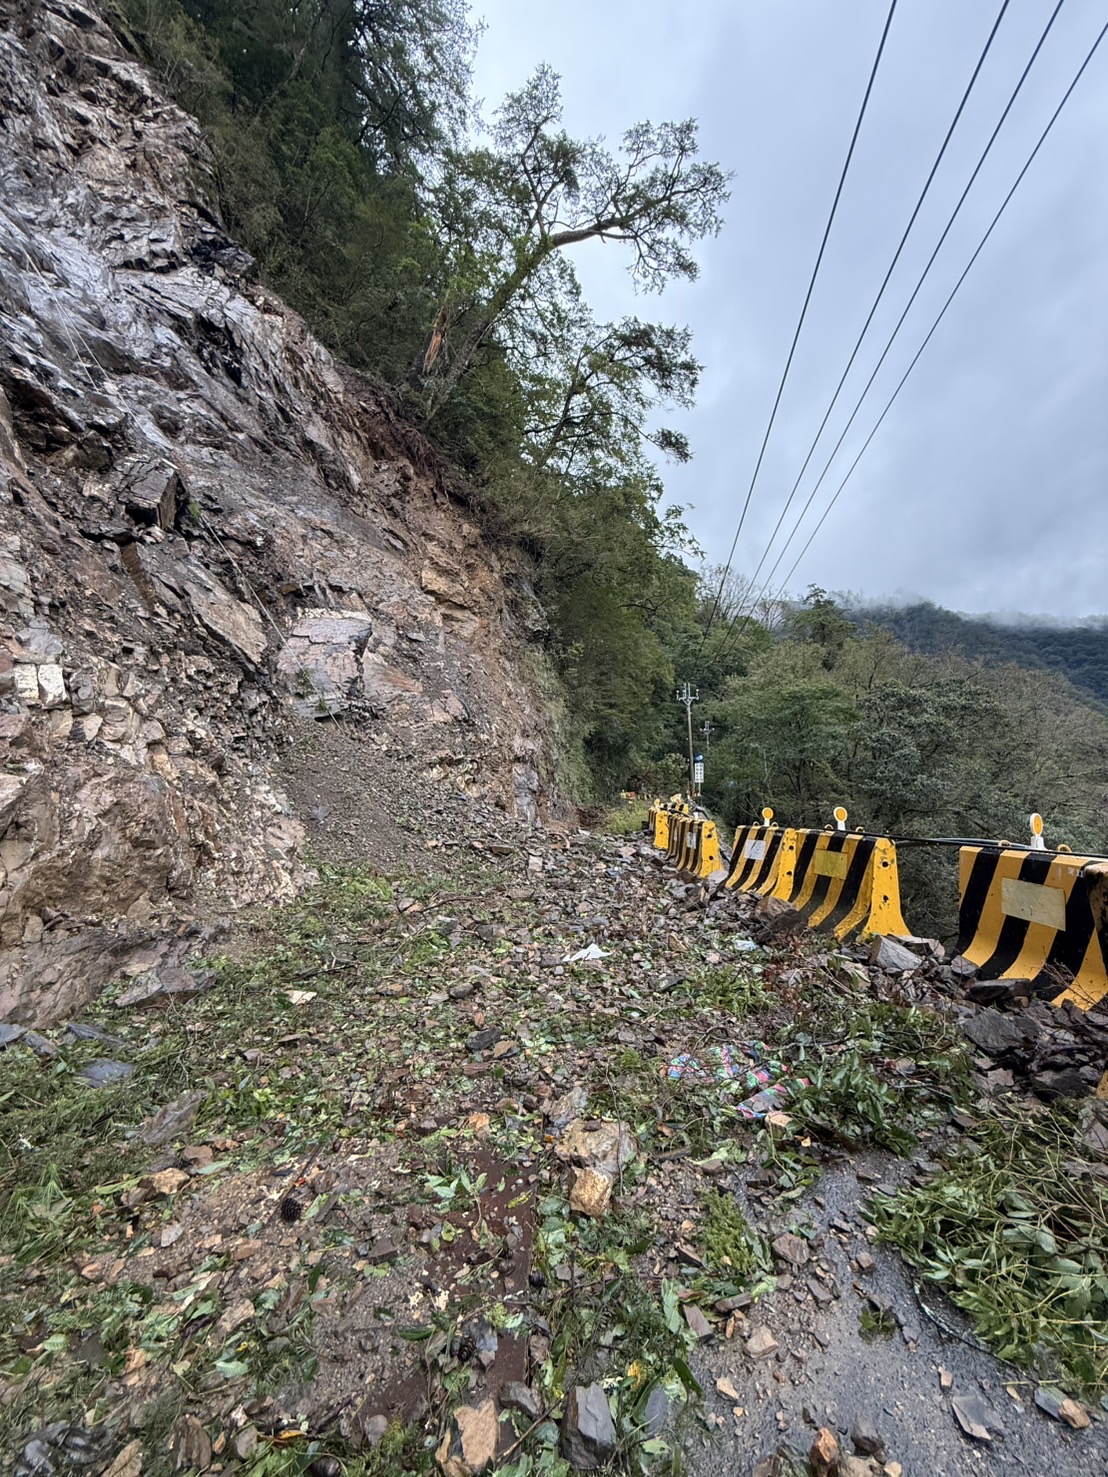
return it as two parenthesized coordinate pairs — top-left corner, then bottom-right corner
(647, 799), (1108, 1011)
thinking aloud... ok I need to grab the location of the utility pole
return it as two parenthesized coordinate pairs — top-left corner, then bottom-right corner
(676, 681), (699, 796)
(700, 719), (713, 749)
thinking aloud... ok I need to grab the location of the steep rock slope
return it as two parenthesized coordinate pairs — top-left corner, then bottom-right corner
(0, 0), (560, 1025)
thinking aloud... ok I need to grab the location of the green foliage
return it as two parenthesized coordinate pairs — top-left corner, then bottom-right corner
(870, 1104), (1108, 1394)
(786, 1002), (974, 1153)
(111, 0), (472, 379)
(699, 1193), (771, 1282)
(599, 799), (652, 835)
(689, 586), (1108, 930)
(412, 64), (728, 417)
(859, 600), (1108, 707)
(682, 967), (771, 1018)
(107, 0), (726, 802)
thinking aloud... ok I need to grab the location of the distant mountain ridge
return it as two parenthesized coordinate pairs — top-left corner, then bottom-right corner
(850, 601), (1108, 707)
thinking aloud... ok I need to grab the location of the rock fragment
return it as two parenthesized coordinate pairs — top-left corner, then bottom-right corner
(435, 1399), (499, 1476)
(809, 1428), (839, 1476)
(951, 1393), (1000, 1442)
(561, 1384), (617, 1470)
(849, 1415), (885, 1458)
(745, 1326), (779, 1360)
(867, 936), (920, 974)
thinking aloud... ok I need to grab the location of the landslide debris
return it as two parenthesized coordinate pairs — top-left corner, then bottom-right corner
(2, 808), (1105, 1477)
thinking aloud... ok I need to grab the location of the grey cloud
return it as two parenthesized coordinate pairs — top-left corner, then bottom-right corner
(473, 0), (1108, 616)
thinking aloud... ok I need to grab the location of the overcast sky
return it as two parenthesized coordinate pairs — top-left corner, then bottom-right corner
(470, 1), (1108, 620)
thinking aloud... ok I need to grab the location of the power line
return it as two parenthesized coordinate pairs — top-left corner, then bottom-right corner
(715, 0), (1075, 664)
(767, 15), (1108, 613)
(741, 0), (1015, 600)
(696, 0), (899, 652)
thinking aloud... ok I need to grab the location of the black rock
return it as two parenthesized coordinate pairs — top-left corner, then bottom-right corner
(966, 980), (1022, 1004)
(1033, 1066), (1099, 1101)
(960, 1009), (1028, 1058)
(561, 1384), (617, 1469)
(466, 1027), (501, 1053)
(952, 1393), (1001, 1442)
(850, 1416), (885, 1457)
(642, 1385), (670, 1438)
(501, 1381), (542, 1422)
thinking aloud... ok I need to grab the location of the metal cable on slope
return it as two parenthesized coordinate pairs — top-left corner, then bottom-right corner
(695, 0), (900, 654)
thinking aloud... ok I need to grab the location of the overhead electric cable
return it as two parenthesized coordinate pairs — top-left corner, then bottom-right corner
(696, 0), (899, 651)
(742, 0), (1014, 599)
(715, 0), (1075, 662)
(764, 15), (1108, 618)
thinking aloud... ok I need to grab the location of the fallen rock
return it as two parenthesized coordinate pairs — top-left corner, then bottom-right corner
(1034, 1387), (1091, 1428)
(745, 1326), (779, 1360)
(752, 896), (804, 941)
(951, 1393), (1000, 1442)
(966, 980), (1024, 1004)
(555, 1118), (637, 1175)
(116, 965), (210, 1010)
(569, 1167), (613, 1217)
(79, 1059), (134, 1087)
(232, 1429), (259, 1462)
(500, 1382), (542, 1423)
(961, 1009), (1028, 1058)
(139, 1090), (206, 1147)
(849, 1416), (885, 1458)
(684, 1303), (712, 1341)
(145, 1168), (190, 1197)
(809, 1427), (839, 1477)
(102, 1440), (142, 1477)
(435, 1399), (499, 1476)
(561, 1384), (617, 1470)
(545, 1084), (588, 1128)
(642, 1386), (670, 1437)
(359, 1415), (389, 1449)
(837, 1457), (880, 1477)
(169, 1415), (211, 1472)
(771, 1232), (809, 1268)
(867, 936), (920, 974)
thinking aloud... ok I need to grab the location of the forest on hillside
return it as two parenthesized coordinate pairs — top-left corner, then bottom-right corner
(855, 601), (1108, 707)
(108, 0), (1108, 888)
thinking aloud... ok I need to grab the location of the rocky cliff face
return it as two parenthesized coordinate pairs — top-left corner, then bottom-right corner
(0, 0), (561, 1025)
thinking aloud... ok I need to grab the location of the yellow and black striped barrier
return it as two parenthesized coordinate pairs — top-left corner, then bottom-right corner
(651, 795), (688, 851)
(957, 842), (1108, 1010)
(726, 807), (783, 893)
(770, 808), (910, 941)
(691, 818), (722, 878)
(666, 810), (691, 868)
(652, 803), (723, 879)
